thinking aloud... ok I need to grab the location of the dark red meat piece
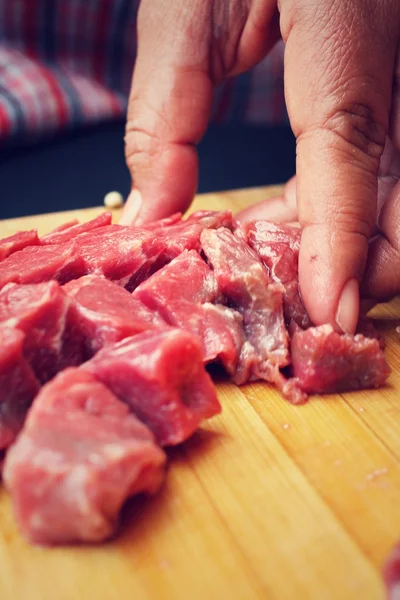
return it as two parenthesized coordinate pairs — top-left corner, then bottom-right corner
(0, 242), (85, 290)
(84, 328), (221, 446)
(201, 227), (290, 384)
(41, 212), (112, 245)
(383, 543), (400, 600)
(0, 327), (40, 450)
(0, 230), (40, 262)
(238, 221), (311, 329)
(133, 250), (244, 375)
(0, 281), (83, 382)
(64, 275), (165, 357)
(291, 324), (391, 394)
(3, 368), (166, 545)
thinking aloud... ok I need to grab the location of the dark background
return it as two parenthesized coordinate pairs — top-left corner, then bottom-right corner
(0, 121), (296, 220)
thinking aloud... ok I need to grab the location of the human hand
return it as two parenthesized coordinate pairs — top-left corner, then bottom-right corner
(122, 0), (400, 334)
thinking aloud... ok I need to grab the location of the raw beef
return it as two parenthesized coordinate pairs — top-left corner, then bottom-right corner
(0, 242), (85, 290)
(76, 210), (234, 290)
(0, 327), (40, 450)
(0, 281), (83, 383)
(64, 275), (165, 357)
(3, 368), (166, 545)
(291, 324), (391, 394)
(133, 250), (245, 376)
(201, 227), (290, 384)
(237, 221), (312, 329)
(41, 212), (112, 244)
(383, 543), (400, 600)
(0, 230), (40, 262)
(84, 328), (221, 446)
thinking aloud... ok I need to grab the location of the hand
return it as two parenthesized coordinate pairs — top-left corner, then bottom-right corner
(122, 0), (400, 334)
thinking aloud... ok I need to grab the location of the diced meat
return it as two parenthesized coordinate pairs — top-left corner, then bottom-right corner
(84, 329), (221, 446)
(0, 242), (85, 290)
(0, 327), (40, 450)
(291, 325), (391, 394)
(133, 250), (244, 375)
(141, 213), (183, 229)
(3, 368), (166, 545)
(44, 219), (79, 234)
(0, 230), (40, 262)
(238, 221), (312, 329)
(0, 281), (83, 382)
(41, 212), (112, 244)
(383, 543), (400, 600)
(201, 228), (289, 384)
(64, 275), (165, 357)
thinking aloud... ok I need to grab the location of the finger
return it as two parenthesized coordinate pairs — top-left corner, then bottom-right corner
(280, 0), (399, 332)
(236, 175), (297, 222)
(121, 1), (214, 225)
(362, 180), (400, 300)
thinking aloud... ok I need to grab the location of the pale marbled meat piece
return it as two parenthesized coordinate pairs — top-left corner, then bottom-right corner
(0, 281), (84, 383)
(0, 241), (85, 290)
(3, 368), (166, 545)
(0, 327), (40, 451)
(84, 328), (221, 446)
(201, 227), (290, 385)
(291, 324), (391, 394)
(64, 275), (166, 358)
(237, 221), (312, 329)
(41, 212), (112, 244)
(133, 249), (245, 376)
(0, 229), (40, 262)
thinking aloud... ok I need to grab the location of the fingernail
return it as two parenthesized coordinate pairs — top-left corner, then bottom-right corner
(335, 278), (360, 334)
(119, 189), (142, 225)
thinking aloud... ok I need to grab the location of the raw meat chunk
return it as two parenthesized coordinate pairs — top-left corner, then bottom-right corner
(238, 221), (311, 329)
(383, 543), (400, 600)
(3, 368), (166, 545)
(41, 212), (112, 244)
(0, 230), (40, 262)
(291, 325), (391, 394)
(201, 228), (289, 384)
(0, 242), (85, 290)
(84, 329), (221, 446)
(133, 250), (245, 375)
(0, 327), (40, 450)
(64, 275), (165, 357)
(0, 281), (83, 382)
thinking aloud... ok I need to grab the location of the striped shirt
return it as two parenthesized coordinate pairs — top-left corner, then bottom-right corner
(0, 0), (287, 145)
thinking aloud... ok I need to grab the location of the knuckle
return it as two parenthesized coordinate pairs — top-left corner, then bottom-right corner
(323, 100), (386, 163)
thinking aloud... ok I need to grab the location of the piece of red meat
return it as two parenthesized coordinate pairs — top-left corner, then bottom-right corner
(0, 281), (84, 382)
(41, 212), (112, 245)
(0, 327), (40, 450)
(0, 242), (85, 290)
(383, 543), (400, 600)
(133, 249), (245, 375)
(64, 275), (165, 357)
(3, 368), (166, 545)
(291, 324), (391, 394)
(201, 227), (290, 384)
(0, 230), (40, 262)
(237, 221), (312, 329)
(72, 210), (234, 290)
(84, 328), (221, 446)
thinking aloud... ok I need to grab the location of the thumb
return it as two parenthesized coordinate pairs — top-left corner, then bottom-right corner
(280, 0), (399, 332)
(120, 1), (213, 225)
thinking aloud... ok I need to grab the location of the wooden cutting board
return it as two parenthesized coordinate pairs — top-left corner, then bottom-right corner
(0, 186), (399, 600)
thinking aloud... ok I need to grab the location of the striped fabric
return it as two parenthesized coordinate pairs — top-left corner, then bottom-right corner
(0, 1), (287, 145)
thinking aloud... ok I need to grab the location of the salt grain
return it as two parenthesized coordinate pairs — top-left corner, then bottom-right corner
(366, 467), (388, 482)
(283, 423), (290, 430)
(359, 407), (365, 413)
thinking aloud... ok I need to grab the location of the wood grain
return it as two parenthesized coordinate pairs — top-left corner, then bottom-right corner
(0, 186), (397, 600)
